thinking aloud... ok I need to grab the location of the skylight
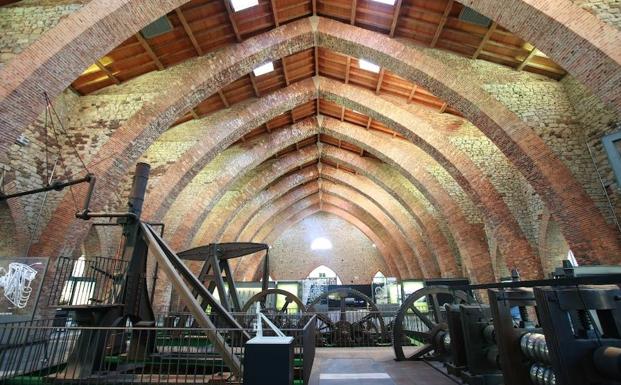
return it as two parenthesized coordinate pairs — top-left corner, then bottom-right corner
(358, 59), (380, 73)
(231, 0), (258, 12)
(253, 62), (274, 76)
(311, 237), (333, 250)
(371, 0), (396, 5)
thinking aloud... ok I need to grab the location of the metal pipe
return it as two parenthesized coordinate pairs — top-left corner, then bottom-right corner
(0, 174), (93, 201)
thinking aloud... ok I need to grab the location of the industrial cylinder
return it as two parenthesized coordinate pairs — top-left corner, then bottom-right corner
(594, 346), (621, 381)
(529, 363), (556, 385)
(520, 332), (550, 364)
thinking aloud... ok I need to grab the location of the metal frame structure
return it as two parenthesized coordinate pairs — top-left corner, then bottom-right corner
(178, 242), (269, 312)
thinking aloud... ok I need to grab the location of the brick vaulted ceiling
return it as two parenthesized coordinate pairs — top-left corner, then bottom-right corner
(1, 0), (621, 283)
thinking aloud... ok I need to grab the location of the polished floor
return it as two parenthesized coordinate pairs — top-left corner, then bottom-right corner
(308, 347), (459, 385)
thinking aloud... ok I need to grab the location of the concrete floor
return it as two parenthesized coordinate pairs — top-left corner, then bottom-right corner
(308, 347), (459, 385)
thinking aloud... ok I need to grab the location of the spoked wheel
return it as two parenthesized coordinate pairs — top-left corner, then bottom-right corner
(241, 288), (305, 329)
(307, 288), (387, 346)
(393, 286), (472, 361)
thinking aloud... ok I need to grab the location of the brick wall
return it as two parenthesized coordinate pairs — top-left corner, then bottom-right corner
(269, 212), (389, 284)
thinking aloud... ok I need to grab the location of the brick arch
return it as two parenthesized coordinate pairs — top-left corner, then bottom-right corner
(299, 264), (345, 284)
(319, 145), (461, 277)
(148, 78), (529, 278)
(26, 18), (618, 268)
(243, 203), (395, 281)
(2, 2), (618, 159)
(236, 181), (419, 277)
(163, 118), (318, 250)
(459, 0), (621, 114)
(240, 194), (407, 280)
(209, 147), (458, 278)
(538, 209), (570, 275)
(195, 151), (321, 244)
(249, 191), (426, 279)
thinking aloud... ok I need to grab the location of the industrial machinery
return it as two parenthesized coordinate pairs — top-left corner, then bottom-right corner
(241, 288), (306, 328)
(392, 286), (472, 361)
(178, 242), (270, 313)
(306, 287), (387, 347)
(392, 267), (621, 385)
(42, 163), (249, 381)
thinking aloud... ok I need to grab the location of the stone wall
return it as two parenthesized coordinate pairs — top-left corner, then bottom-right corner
(0, 0), (85, 67)
(571, 0), (621, 29)
(269, 212), (389, 284)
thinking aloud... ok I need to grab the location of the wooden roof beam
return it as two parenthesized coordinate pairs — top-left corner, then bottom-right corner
(344, 57), (352, 84)
(350, 0), (357, 25)
(439, 102), (447, 113)
(94, 60), (120, 85)
(218, 90), (230, 107)
(389, 0), (403, 37)
(375, 68), (385, 94)
(135, 33), (164, 70)
(517, 47), (539, 71)
(316, 98), (320, 115)
(314, 47), (320, 76)
(176, 8), (203, 56)
(340, 106), (346, 121)
(224, 0), (243, 42)
(407, 85), (418, 103)
(281, 58), (290, 86)
(270, 0), (279, 27)
(312, 0), (317, 15)
(365, 116), (372, 129)
(430, 0), (453, 48)
(249, 73), (261, 97)
(472, 21), (497, 59)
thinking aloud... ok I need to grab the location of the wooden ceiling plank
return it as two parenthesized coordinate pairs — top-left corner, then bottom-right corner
(375, 68), (385, 94)
(366, 116), (372, 129)
(439, 102), (447, 113)
(249, 73), (261, 97)
(175, 8), (204, 56)
(350, 0), (357, 25)
(94, 60), (120, 84)
(472, 21), (497, 59)
(135, 33), (164, 70)
(430, 0), (453, 48)
(218, 90), (230, 107)
(345, 57), (351, 84)
(270, 0), (280, 27)
(223, 0), (243, 42)
(517, 47), (539, 71)
(389, 0), (403, 37)
(312, 0), (317, 14)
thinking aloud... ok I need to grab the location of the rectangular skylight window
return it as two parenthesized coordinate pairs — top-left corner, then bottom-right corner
(358, 59), (380, 73)
(231, 0), (258, 12)
(371, 0), (396, 5)
(253, 62), (274, 76)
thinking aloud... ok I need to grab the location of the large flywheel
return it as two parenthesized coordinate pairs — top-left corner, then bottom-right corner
(393, 286), (472, 361)
(306, 288), (387, 347)
(240, 288), (305, 329)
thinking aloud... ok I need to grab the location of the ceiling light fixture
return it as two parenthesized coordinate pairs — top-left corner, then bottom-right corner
(231, 0), (258, 12)
(253, 62), (274, 76)
(359, 59), (380, 73)
(371, 0), (396, 5)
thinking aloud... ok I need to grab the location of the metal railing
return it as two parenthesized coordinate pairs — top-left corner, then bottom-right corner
(0, 314), (317, 384)
(47, 257), (129, 307)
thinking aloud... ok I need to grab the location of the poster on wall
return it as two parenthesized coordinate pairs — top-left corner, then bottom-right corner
(0, 257), (49, 322)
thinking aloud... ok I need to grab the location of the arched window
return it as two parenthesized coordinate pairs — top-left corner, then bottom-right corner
(307, 265), (342, 285)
